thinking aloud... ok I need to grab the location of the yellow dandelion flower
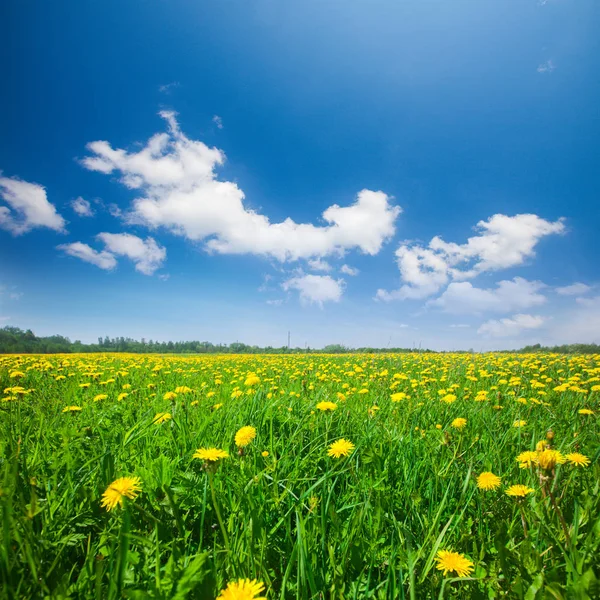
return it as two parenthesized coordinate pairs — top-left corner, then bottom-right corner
(517, 451), (538, 469)
(578, 408), (594, 415)
(513, 420), (527, 428)
(213, 403), (223, 410)
(565, 452), (590, 467)
(506, 484), (535, 497)
(163, 391), (177, 401)
(62, 405), (82, 413)
(117, 392), (128, 401)
(537, 449), (566, 470)
(477, 472), (501, 490)
(101, 476), (142, 511)
(153, 412), (172, 424)
(435, 550), (474, 577)
(327, 438), (355, 458)
(451, 418), (467, 430)
(441, 394), (457, 404)
(261, 451), (269, 457)
(244, 375), (261, 387)
(193, 448), (229, 462)
(435, 423), (442, 429)
(391, 392), (407, 402)
(235, 426), (257, 448)
(93, 394), (108, 402)
(216, 578), (266, 600)
(316, 401), (337, 412)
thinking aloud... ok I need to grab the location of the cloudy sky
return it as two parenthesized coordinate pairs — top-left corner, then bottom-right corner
(1, 0), (599, 350)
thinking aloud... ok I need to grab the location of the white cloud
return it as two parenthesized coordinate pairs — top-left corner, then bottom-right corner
(377, 214), (564, 300)
(0, 176), (66, 235)
(266, 299), (283, 306)
(477, 314), (545, 337)
(429, 277), (546, 314)
(71, 196), (94, 217)
(96, 233), (166, 275)
(308, 258), (332, 272)
(212, 115), (223, 129)
(340, 264), (359, 276)
(282, 274), (344, 306)
(449, 324), (470, 328)
(537, 60), (555, 74)
(57, 242), (117, 270)
(80, 112), (401, 261)
(159, 81), (180, 94)
(555, 282), (591, 296)
(58, 233), (166, 275)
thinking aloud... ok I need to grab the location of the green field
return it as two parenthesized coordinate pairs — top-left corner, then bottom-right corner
(1, 352), (599, 599)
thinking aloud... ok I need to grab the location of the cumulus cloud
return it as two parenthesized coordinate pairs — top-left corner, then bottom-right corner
(58, 233), (166, 275)
(282, 274), (344, 306)
(340, 264), (359, 276)
(308, 258), (332, 272)
(377, 214), (564, 300)
(57, 241), (117, 270)
(71, 196), (94, 217)
(555, 282), (591, 296)
(429, 277), (547, 314)
(80, 112), (400, 261)
(477, 314), (545, 337)
(0, 176), (66, 235)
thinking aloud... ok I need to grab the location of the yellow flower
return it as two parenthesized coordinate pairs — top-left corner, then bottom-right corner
(244, 375), (261, 387)
(216, 578), (266, 600)
(213, 403), (223, 410)
(316, 401), (337, 412)
(536, 449), (566, 470)
(235, 426), (257, 448)
(62, 405), (82, 413)
(93, 394), (108, 402)
(516, 451), (538, 469)
(261, 451), (269, 457)
(565, 452), (590, 467)
(153, 412), (172, 424)
(336, 392), (347, 402)
(505, 484), (534, 497)
(435, 550), (474, 577)
(163, 391), (177, 401)
(513, 420), (527, 428)
(391, 392), (407, 402)
(101, 476), (142, 511)
(175, 386), (193, 394)
(435, 424), (442, 429)
(193, 448), (229, 462)
(441, 394), (457, 404)
(451, 418), (467, 430)
(476, 472), (501, 490)
(117, 392), (128, 401)
(327, 439), (355, 458)
(578, 408), (594, 415)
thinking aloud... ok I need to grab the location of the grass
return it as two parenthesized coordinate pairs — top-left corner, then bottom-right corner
(1, 352), (599, 599)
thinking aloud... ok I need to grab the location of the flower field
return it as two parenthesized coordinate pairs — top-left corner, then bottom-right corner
(1, 352), (599, 599)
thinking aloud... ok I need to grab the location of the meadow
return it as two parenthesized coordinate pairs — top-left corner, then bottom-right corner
(1, 352), (599, 599)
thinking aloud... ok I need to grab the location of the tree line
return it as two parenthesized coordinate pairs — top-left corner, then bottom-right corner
(0, 327), (597, 355)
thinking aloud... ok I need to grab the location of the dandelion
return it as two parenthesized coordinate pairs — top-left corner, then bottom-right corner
(517, 451), (538, 469)
(565, 452), (590, 467)
(244, 375), (260, 387)
(153, 412), (172, 424)
(506, 484), (534, 497)
(216, 578), (266, 600)
(117, 392), (128, 401)
(101, 476), (142, 511)
(435, 550), (474, 577)
(327, 439), (355, 458)
(435, 424), (442, 429)
(62, 405), (82, 413)
(316, 401), (337, 412)
(451, 418), (467, 430)
(578, 408), (594, 415)
(163, 391), (177, 401)
(193, 448), (229, 462)
(235, 426), (257, 448)
(477, 472), (501, 490)
(537, 449), (566, 470)
(261, 451), (269, 457)
(513, 420), (527, 428)
(93, 394), (108, 402)
(391, 392), (407, 402)
(441, 394), (457, 404)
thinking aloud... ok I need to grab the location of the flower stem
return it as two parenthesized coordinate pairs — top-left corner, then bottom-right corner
(208, 472), (230, 551)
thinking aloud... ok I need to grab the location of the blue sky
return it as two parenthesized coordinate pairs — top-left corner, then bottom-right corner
(1, 0), (599, 350)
